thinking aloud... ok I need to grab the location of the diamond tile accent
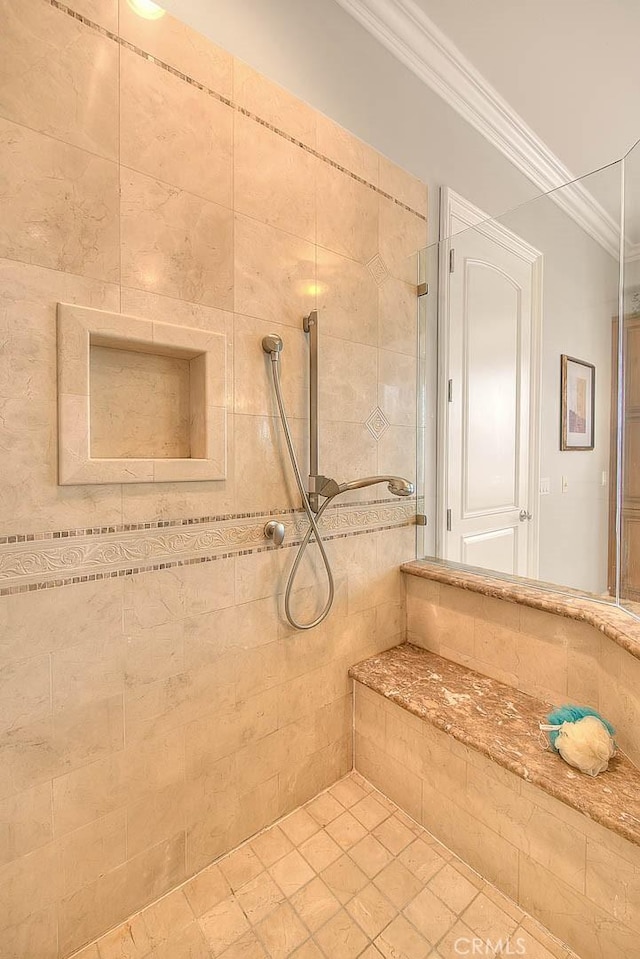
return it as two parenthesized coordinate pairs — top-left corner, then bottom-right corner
(365, 407), (390, 442)
(366, 253), (390, 286)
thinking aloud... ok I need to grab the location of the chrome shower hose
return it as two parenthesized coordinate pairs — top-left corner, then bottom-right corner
(269, 358), (336, 630)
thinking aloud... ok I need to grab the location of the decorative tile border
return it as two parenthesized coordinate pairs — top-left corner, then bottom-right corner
(0, 496), (402, 545)
(46, 0), (427, 223)
(0, 501), (416, 595)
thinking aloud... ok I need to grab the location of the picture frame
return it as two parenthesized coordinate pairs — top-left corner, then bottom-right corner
(560, 354), (595, 451)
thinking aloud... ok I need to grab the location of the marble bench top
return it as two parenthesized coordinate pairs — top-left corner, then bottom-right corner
(401, 559), (640, 661)
(350, 643), (640, 848)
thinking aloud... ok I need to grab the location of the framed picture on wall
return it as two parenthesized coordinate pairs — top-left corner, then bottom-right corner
(560, 354), (595, 450)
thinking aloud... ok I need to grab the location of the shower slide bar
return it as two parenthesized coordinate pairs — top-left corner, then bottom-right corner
(262, 311), (413, 629)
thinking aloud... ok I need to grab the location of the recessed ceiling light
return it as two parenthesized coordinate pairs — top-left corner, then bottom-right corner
(127, 0), (166, 20)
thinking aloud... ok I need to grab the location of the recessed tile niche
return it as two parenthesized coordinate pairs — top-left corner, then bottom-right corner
(57, 304), (227, 485)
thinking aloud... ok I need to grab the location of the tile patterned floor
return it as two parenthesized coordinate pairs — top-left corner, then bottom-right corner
(76, 773), (581, 959)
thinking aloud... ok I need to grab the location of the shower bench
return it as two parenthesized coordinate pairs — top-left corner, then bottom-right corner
(350, 643), (640, 959)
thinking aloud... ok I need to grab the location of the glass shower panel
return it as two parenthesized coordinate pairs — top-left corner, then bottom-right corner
(619, 139), (640, 615)
(416, 242), (439, 560)
(420, 161), (622, 600)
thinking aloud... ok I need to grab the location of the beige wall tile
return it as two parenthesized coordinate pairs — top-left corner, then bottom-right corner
(316, 247), (378, 347)
(0, 717), (59, 803)
(185, 783), (237, 874)
(124, 563), (236, 639)
(52, 635), (124, 711)
(377, 425), (417, 488)
(67, 0), (118, 30)
(233, 313), (308, 418)
(515, 631), (568, 700)
(0, 0), (118, 159)
(378, 157), (428, 217)
(0, 260), (122, 535)
(124, 658), (236, 744)
(519, 856), (637, 959)
(120, 47), (233, 208)
(378, 351), (417, 428)
(235, 114), (316, 243)
(118, 0), (232, 96)
(421, 781), (519, 901)
(125, 619), (185, 688)
(318, 423), (378, 504)
(186, 690), (279, 782)
(89, 345), (192, 459)
(234, 413), (305, 512)
(0, 784), (52, 868)
(586, 837), (640, 933)
(234, 60), (316, 147)
(2, 906), (57, 959)
(0, 119), (119, 281)
(378, 199), (425, 285)
(58, 808), (127, 898)
(0, 841), (58, 931)
(319, 336), (377, 424)
(0, 3), (431, 950)
(317, 163), (379, 264)
(0, 656), (51, 730)
(473, 614), (520, 686)
(127, 779), (187, 859)
(316, 114), (379, 185)
(53, 693), (124, 774)
(121, 168), (233, 309)
(378, 276), (419, 356)
(53, 727), (184, 836)
(0, 580), (122, 671)
(58, 832), (186, 956)
(356, 735), (422, 824)
(234, 216), (316, 328)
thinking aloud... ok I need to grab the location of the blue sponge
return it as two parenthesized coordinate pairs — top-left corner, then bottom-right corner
(545, 705), (616, 752)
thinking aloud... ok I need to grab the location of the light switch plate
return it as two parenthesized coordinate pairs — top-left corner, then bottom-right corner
(539, 477), (551, 495)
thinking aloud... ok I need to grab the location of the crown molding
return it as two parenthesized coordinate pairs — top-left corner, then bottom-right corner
(334, 0), (621, 258)
(627, 243), (640, 264)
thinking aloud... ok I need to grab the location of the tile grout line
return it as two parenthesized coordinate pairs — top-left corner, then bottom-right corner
(45, 0), (427, 223)
(65, 771), (574, 959)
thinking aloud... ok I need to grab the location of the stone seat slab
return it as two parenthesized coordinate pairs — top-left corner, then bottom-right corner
(349, 643), (640, 847)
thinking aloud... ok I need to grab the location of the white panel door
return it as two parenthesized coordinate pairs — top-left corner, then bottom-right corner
(443, 199), (541, 577)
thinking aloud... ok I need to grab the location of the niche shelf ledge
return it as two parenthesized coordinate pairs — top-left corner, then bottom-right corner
(56, 303), (227, 485)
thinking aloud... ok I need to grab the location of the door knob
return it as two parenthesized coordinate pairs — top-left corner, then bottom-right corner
(519, 509), (532, 522)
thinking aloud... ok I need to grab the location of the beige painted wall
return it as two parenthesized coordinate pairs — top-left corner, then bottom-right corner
(0, 1), (426, 955)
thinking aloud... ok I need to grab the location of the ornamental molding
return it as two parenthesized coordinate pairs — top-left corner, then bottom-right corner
(0, 501), (415, 591)
(334, 0), (621, 258)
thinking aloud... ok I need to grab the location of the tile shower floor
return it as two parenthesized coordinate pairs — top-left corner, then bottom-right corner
(79, 773), (580, 959)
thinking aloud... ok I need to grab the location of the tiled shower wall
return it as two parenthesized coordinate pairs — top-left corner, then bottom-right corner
(0, 0), (426, 955)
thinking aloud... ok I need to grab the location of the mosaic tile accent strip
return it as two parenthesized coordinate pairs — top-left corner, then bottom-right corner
(365, 407), (391, 442)
(0, 496), (403, 545)
(46, 0), (427, 222)
(0, 501), (416, 594)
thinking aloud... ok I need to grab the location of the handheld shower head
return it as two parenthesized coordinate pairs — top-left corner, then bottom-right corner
(387, 477), (414, 497)
(336, 475), (414, 497)
(262, 334), (283, 359)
